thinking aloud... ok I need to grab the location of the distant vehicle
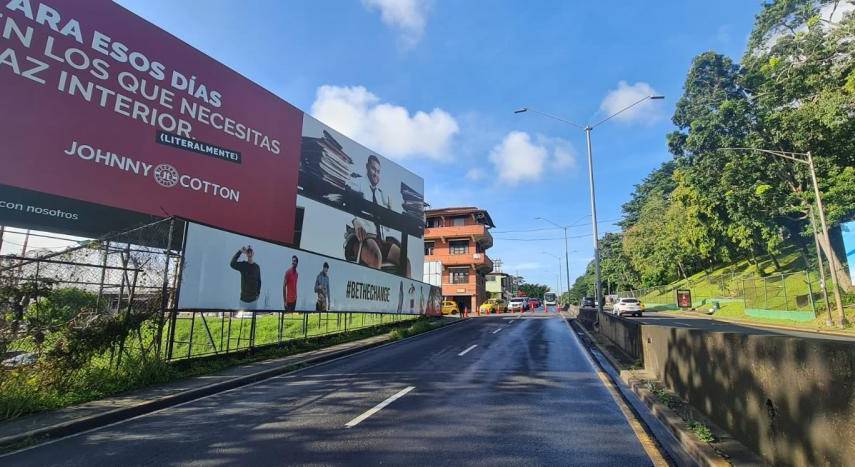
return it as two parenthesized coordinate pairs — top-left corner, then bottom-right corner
(441, 301), (460, 315)
(527, 298), (539, 310)
(508, 297), (527, 311)
(543, 292), (557, 306)
(581, 297), (595, 308)
(480, 298), (507, 314)
(612, 298), (644, 317)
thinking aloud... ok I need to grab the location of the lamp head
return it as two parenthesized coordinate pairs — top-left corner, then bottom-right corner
(650, 95), (665, 100)
(514, 108), (528, 114)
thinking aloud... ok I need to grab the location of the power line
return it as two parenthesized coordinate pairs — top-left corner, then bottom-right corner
(491, 217), (621, 234)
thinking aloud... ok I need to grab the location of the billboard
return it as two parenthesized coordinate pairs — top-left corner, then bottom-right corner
(842, 221), (855, 286)
(296, 115), (425, 279)
(0, 0), (302, 243)
(178, 222), (440, 315)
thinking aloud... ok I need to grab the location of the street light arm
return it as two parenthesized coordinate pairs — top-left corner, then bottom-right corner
(719, 147), (808, 164)
(515, 108), (586, 129)
(535, 216), (567, 230)
(590, 94), (662, 129)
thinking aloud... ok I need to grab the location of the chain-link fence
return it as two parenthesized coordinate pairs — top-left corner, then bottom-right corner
(0, 218), (182, 370)
(618, 269), (832, 319)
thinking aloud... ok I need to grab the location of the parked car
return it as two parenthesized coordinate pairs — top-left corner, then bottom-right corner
(479, 298), (507, 314)
(508, 297), (527, 312)
(581, 297), (596, 308)
(441, 301), (460, 315)
(527, 298), (539, 310)
(612, 298), (644, 317)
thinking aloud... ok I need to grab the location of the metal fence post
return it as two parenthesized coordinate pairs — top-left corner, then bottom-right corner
(763, 277), (768, 309)
(303, 312), (308, 339)
(160, 218), (175, 359)
(805, 270), (816, 314)
(780, 273), (789, 311)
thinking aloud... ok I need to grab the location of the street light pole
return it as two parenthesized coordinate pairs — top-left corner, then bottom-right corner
(721, 147), (846, 327)
(518, 95), (664, 315)
(541, 251), (562, 297)
(536, 216), (572, 303)
(584, 127), (604, 313)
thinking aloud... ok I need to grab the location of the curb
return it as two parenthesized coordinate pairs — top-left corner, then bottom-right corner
(570, 319), (761, 467)
(0, 317), (469, 453)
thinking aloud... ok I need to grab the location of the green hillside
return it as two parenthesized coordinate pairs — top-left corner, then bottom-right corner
(635, 247), (854, 331)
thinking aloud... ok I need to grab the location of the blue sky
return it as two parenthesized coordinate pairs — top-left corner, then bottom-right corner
(117, 0), (763, 292)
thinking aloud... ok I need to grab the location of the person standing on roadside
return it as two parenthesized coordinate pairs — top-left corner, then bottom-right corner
(283, 255), (299, 312)
(229, 246), (261, 311)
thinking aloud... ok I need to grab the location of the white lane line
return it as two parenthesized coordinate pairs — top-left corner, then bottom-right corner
(492, 327), (503, 334)
(345, 386), (415, 428)
(458, 344), (478, 356)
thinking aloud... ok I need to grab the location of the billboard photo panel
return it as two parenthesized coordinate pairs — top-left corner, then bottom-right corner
(296, 115), (425, 279)
(179, 222), (437, 315)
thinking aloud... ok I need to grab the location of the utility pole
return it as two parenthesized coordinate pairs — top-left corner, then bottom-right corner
(807, 151), (846, 326)
(721, 148), (846, 327)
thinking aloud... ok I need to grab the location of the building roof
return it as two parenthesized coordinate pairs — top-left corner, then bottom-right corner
(425, 206), (495, 228)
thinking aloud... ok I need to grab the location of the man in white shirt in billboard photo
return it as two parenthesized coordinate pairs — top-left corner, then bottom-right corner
(348, 155), (410, 277)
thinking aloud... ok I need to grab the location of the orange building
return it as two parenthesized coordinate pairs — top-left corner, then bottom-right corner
(423, 207), (495, 313)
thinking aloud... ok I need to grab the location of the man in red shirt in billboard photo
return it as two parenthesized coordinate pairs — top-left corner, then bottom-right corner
(283, 255), (299, 312)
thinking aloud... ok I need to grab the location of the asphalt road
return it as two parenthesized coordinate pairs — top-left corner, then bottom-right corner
(634, 311), (855, 342)
(4, 314), (658, 466)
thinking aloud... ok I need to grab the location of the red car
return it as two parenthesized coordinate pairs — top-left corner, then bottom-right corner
(527, 298), (539, 310)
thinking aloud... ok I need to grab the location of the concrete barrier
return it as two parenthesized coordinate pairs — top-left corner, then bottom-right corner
(596, 311), (643, 361)
(641, 326), (855, 466)
(576, 307), (598, 331)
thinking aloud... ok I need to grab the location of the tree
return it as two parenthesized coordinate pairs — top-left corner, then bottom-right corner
(518, 283), (550, 299)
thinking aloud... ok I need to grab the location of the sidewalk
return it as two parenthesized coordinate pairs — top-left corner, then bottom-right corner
(0, 328), (410, 452)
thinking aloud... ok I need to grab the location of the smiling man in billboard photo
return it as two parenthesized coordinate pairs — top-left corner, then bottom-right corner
(315, 262), (331, 312)
(284, 255), (299, 312)
(229, 246), (261, 312)
(349, 155), (412, 277)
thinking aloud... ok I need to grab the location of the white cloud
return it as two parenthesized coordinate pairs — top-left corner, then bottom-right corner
(599, 81), (663, 125)
(488, 131), (576, 185)
(362, 0), (430, 47)
(311, 85), (459, 161)
(465, 168), (485, 181)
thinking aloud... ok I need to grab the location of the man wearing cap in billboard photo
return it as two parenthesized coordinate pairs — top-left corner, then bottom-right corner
(229, 246), (261, 312)
(283, 255), (299, 312)
(314, 262), (330, 312)
(347, 155), (411, 277)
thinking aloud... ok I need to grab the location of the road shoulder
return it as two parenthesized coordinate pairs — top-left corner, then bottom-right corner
(0, 317), (467, 454)
(569, 318), (762, 467)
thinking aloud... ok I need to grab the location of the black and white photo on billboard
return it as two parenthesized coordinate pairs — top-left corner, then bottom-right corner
(296, 115), (424, 279)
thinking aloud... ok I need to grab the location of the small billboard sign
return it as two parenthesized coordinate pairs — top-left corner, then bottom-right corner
(676, 289), (692, 309)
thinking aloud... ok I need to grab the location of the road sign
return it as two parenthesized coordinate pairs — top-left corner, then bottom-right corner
(676, 289), (692, 308)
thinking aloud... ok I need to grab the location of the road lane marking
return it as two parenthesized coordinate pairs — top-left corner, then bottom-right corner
(492, 328), (503, 334)
(345, 386), (415, 428)
(458, 344), (478, 356)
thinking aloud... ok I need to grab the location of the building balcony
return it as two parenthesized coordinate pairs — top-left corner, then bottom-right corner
(438, 252), (493, 272)
(424, 224), (493, 249)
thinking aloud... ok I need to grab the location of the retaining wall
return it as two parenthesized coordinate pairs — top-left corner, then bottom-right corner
(640, 326), (855, 466)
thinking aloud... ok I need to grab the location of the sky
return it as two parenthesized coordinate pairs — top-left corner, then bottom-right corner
(111, 0), (764, 292)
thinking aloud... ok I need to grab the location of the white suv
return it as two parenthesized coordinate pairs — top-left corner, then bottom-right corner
(508, 297), (526, 312)
(612, 298), (644, 317)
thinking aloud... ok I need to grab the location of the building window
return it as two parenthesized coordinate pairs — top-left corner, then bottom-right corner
(452, 216), (466, 226)
(424, 242), (434, 256)
(427, 218), (440, 228)
(450, 268), (469, 284)
(449, 240), (469, 255)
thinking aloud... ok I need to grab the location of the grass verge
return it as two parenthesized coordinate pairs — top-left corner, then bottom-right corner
(0, 316), (450, 423)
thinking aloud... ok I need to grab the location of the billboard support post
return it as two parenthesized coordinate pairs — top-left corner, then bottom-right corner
(161, 218), (176, 360)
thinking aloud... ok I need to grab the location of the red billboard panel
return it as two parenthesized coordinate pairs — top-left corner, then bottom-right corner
(0, 0), (302, 244)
